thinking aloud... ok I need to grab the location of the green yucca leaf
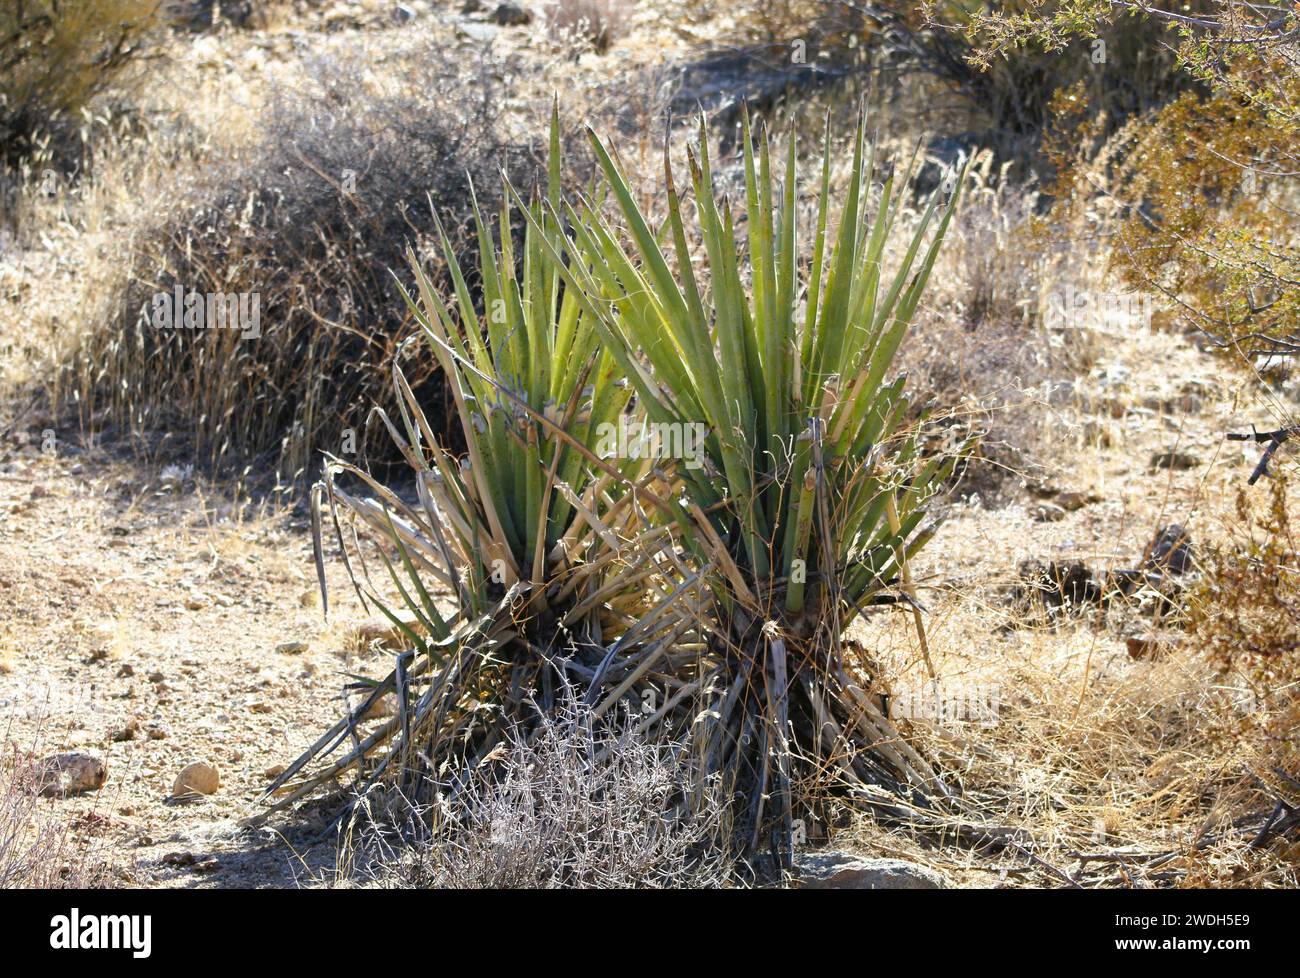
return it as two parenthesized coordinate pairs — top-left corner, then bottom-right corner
(565, 112), (968, 619)
(333, 113), (645, 640)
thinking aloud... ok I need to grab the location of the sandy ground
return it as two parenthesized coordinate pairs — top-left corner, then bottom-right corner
(0, 441), (402, 886)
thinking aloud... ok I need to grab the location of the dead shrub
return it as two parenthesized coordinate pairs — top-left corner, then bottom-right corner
(337, 703), (735, 889)
(63, 44), (545, 483)
(543, 0), (633, 54)
(0, 741), (114, 888)
(1192, 477), (1300, 784)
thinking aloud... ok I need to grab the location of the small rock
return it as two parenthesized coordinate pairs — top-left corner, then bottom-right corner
(1055, 490), (1098, 512)
(275, 640), (308, 655)
(29, 484), (49, 499)
(490, 2), (531, 25)
(1151, 450), (1201, 470)
(264, 763), (287, 780)
(147, 671), (165, 684)
(172, 761), (220, 798)
(461, 0), (483, 10)
(37, 752), (107, 797)
(1126, 636), (1163, 660)
(793, 851), (948, 889)
(1144, 523), (1193, 575)
(116, 663), (135, 678)
(1031, 502), (1066, 523)
(185, 592), (207, 610)
(112, 717), (141, 742)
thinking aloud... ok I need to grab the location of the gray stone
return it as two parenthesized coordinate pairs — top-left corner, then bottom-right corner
(490, 2), (531, 25)
(37, 752), (107, 797)
(793, 851), (949, 889)
(1151, 450), (1201, 470)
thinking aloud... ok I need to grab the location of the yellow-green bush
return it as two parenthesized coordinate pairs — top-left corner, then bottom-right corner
(0, 0), (158, 161)
(1192, 478), (1300, 784)
(980, 2), (1299, 360)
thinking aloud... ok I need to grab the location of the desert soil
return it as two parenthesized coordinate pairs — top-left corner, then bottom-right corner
(0, 311), (1285, 887)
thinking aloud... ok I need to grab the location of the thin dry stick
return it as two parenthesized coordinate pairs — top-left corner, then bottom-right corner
(886, 495), (936, 680)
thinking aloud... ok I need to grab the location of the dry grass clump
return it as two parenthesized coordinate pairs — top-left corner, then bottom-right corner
(61, 44), (541, 484)
(896, 153), (1057, 504)
(543, 0), (634, 54)
(849, 578), (1300, 886)
(336, 701), (734, 889)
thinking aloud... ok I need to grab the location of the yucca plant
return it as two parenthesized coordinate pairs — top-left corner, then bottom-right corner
(257, 118), (710, 821)
(535, 109), (968, 869)
(260, 111), (966, 879)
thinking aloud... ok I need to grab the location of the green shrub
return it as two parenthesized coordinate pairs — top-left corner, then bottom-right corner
(0, 0), (158, 163)
(972, 1), (1299, 362)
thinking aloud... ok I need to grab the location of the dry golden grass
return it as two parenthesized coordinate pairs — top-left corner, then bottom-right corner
(840, 308), (1300, 886)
